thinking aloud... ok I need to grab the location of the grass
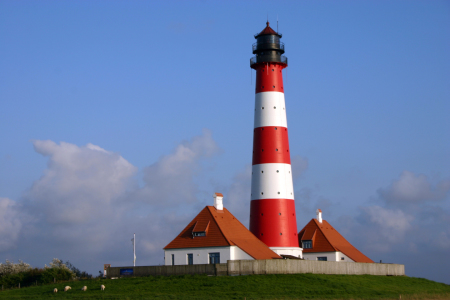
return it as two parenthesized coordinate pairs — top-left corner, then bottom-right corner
(1, 274), (449, 299)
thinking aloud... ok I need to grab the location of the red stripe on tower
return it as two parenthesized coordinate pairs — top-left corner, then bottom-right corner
(249, 22), (302, 257)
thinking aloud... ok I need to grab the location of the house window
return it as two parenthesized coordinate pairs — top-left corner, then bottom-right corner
(193, 232), (206, 237)
(187, 253), (193, 265)
(171, 254), (175, 265)
(317, 257), (327, 261)
(209, 252), (220, 264)
(302, 240), (312, 249)
(341, 257), (345, 261)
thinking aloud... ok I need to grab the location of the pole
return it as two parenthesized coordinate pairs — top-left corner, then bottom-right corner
(133, 233), (136, 267)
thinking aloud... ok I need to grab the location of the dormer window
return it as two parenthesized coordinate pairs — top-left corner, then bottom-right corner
(302, 240), (312, 249)
(193, 232), (206, 237)
(192, 220), (210, 238)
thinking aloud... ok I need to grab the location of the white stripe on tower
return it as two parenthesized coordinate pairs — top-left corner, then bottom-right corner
(254, 92), (287, 128)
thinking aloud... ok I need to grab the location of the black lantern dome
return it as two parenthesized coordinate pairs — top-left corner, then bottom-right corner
(250, 22), (287, 68)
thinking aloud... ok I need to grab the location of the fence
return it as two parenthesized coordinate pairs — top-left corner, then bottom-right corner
(106, 260), (404, 278)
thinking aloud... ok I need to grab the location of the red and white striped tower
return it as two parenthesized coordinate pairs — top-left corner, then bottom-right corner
(249, 22), (302, 257)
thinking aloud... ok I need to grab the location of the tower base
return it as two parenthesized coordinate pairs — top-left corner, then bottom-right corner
(270, 247), (303, 258)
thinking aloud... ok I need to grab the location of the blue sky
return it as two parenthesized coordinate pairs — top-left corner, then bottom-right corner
(1, 1), (449, 284)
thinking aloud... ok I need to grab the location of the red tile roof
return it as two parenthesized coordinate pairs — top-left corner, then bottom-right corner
(192, 220), (210, 233)
(214, 192), (223, 197)
(164, 206), (281, 260)
(256, 21), (278, 37)
(298, 219), (373, 263)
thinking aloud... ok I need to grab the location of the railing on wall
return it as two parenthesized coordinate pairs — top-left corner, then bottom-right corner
(250, 55), (288, 67)
(252, 42), (285, 52)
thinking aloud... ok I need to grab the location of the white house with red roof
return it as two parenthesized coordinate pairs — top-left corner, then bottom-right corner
(298, 209), (373, 263)
(163, 193), (281, 265)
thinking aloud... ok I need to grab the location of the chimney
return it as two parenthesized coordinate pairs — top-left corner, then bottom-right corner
(316, 209), (322, 223)
(214, 193), (223, 210)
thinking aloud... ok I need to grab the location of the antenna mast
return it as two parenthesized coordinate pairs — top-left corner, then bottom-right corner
(277, 15), (279, 33)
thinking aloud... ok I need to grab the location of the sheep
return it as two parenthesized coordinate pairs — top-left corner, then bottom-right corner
(53, 288), (58, 293)
(81, 286), (87, 291)
(100, 284), (105, 291)
(64, 286), (71, 292)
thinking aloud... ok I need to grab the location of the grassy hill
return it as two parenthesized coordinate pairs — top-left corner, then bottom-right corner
(1, 274), (449, 299)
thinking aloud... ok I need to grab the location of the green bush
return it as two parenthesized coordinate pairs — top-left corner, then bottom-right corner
(0, 259), (76, 289)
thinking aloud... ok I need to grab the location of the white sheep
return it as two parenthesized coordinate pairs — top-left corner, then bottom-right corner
(81, 286), (87, 291)
(101, 284), (105, 291)
(64, 286), (71, 292)
(53, 288), (58, 293)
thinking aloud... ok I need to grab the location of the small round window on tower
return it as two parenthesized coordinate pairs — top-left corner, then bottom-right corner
(261, 171), (264, 173)
(273, 85), (275, 88)
(274, 106), (276, 109)
(276, 149), (278, 151)
(276, 170), (279, 173)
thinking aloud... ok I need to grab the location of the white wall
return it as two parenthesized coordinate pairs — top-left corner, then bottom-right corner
(164, 246), (253, 265)
(230, 246), (254, 260)
(302, 251), (354, 262)
(270, 247), (303, 258)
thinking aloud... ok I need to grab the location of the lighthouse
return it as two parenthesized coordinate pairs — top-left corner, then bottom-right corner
(249, 22), (302, 257)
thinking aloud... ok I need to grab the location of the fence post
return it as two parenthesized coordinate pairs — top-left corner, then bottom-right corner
(54, 277), (55, 283)
(19, 283), (20, 289)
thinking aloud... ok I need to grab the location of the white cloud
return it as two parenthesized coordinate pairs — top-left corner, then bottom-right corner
(139, 129), (220, 206)
(0, 131), (221, 274)
(28, 140), (137, 224)
(378, 171), (450, 204)
(360, 205), (413, 244)
(436, 230), (450, 250)
(224, 165), (252, 225)
(332, 170), (450, 284)
(0, 198), (22, 252)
